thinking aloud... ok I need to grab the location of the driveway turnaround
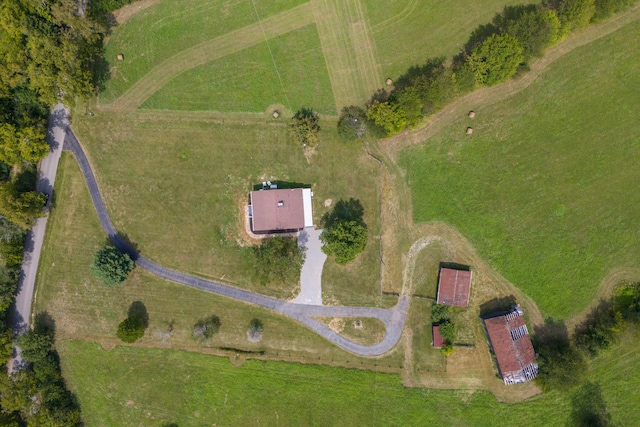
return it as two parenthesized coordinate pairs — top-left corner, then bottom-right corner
(10, 104), (68, 371)
(293, 227), (326, 306)
(64, 129), (409, 357)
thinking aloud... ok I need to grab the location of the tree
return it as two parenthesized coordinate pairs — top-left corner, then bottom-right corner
(0, 183), (47, 229)
(502, 9), (561, 59)
(593, 0), (636, 21)
(431, 304), (450, 323)
(289, 108), (320, 148)
(91, 244), (134, 286)
(466, 33), (524, 86)
(337, 106), (367, 141)
(365, 100), (408, 136)
(116, 316), (145, 343)
(253, 237), (304, 286)
(390, 87), (423, 127)
(320, 219), (367, 265)
(247, 318), (264, 343)
(0, 234), (24, 270)
(193, 315), (221, 341)
(535, 333), (587, 391)
(550, 0), (596, 35)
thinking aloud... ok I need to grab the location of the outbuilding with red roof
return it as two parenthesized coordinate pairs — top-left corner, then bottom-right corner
(436, 267), (472, 307)
(482, 305), (538, 385)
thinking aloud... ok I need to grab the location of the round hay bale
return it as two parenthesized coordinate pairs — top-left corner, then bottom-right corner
(466, 127), (473, 135)
(117, 54), (124, 61)
(272, 111), (280, 119)
(468, 111), (476, 119)
(385, 78), (393, 86)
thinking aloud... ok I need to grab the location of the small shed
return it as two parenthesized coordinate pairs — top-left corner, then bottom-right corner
(436, 267), (472, 307)
(432, 325), (445, 349)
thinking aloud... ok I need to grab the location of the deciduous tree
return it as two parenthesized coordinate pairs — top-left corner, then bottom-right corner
(290, 108), (320, 148)
(91, 244), (134, 287)
(466, 33), (524, 86)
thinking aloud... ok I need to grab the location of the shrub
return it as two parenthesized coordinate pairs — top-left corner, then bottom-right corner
(193, 315), (221, 341)
(438, 320), (456, 343)
(337, 106), (367, 141)
(253, 237), (304, 286)
(91, 243), (134, 286)
(247, 318), (264, 343)
(431, 304), (450, 323)
(290, 108), (320, 148)
(365, 100), (408, 136)
(593, 0), (636, 21)
(116, 316), (145, 343)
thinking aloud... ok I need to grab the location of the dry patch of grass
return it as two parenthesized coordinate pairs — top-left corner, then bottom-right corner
(316, 316), (386, 345)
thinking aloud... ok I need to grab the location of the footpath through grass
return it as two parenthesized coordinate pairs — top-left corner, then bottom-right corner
(141, 24), (335, 115)
(402, 20), (640, 319)
(100, 0), (307, 103)
(58, 330), (640, 425)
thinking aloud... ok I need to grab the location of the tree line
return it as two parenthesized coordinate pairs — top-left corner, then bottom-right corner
(0, 1), (131, 424)
(338, 0), (639, 140)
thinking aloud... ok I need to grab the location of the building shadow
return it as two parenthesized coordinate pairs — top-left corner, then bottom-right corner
(479, 295), (517, 317)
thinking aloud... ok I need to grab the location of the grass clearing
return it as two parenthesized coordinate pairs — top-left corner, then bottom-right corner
(402, 20), (640, 319)
(141, 24), (335, 115)
(363, 0), (536, 80)
(71, 111), (382, 303)
(33, 153), (402, 368)
(100, 0), (308, 103)
(58, 329), (640, 425)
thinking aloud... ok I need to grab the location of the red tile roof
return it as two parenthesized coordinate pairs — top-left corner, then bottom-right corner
(250, 189), (305, 233)
(432, 325), (445, 349)
(483, 307), (538, 384)
(436, 268), (472, 307)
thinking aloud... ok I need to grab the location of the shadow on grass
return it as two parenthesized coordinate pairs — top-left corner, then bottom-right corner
(128, 301), (149, 328)
(321, 198), (365, 228)
(479, 295), (517, 317)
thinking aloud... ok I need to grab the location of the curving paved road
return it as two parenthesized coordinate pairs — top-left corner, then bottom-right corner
(64, 129), (408, 356)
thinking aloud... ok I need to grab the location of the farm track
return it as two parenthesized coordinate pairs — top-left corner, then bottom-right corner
(105, 3), (315, 112)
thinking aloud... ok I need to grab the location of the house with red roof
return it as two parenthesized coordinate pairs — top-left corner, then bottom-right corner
(436, 267), (472, 307)
(482, 305), (538, 384)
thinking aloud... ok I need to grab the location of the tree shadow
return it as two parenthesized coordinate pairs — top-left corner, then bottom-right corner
(394, 56), (447, 90)
(33, 311), (56, 335)
(366, 88), (390, 107)
(128, 301), (149, 328)
(569, 382), (613, 427)
(479, 295), (517, 317)
(321, 198), (365, 228)
(572, 299), (614, 338)
(106, 233), (140, 261)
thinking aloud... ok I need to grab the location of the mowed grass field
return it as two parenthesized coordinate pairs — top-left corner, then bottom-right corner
(142, 24), (336, 115)
(57, 330), (640, 425)
(402, 20), (640, 319)
(33, 153), (402, 368)
(100, 0), (307, 103)
(71, 112), (383, 304)
(363, 0), (533, 80)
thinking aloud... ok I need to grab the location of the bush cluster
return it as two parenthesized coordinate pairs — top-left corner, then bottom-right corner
(432, 304), (456, 355)
(0, 316), (81, 426)
(253, 237), (305, 286)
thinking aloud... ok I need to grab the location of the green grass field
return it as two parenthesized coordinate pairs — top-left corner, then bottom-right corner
(100, 0), (308, 103)
(141, 24), (336, 115)
(402, 20), (640, 319)
(363, 0), (533, 80)
(71, 111), (382, 303)
(57, 329), (640, 425)
(34, 153), (401, 368)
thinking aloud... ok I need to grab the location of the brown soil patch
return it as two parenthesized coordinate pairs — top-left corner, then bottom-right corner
(112, 0), (159, 25)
